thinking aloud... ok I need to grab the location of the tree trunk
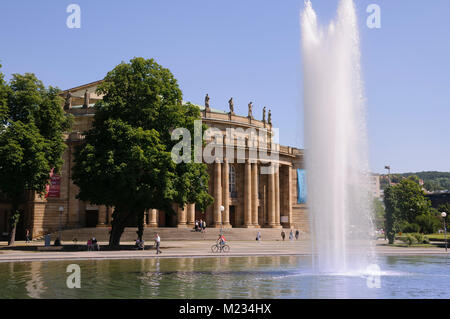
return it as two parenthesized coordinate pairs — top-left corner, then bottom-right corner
(387, 231), (395, 245)
(8, 202), (20, 246)
(109, 207), (129, 247)
(137, 213), (145, 241)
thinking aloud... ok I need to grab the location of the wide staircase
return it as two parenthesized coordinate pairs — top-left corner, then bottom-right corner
(46, 227), (308, 242)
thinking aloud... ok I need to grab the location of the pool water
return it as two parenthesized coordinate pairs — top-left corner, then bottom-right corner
(0, 255), (449, 299)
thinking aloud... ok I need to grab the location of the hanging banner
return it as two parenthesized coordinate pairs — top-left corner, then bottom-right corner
(45, 169), (61, 198)
(297, 169), (307, 204)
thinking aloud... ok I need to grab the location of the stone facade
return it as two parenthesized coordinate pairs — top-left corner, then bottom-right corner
(0, 81), (309, 239)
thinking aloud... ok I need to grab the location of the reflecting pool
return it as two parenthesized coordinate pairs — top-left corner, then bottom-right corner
(0, 255), (449, 299)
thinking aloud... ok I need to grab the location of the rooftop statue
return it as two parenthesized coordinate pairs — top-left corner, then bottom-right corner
(64, 91), (72, 110)
(268, 109), (272, 125)
(83, 90), (90, 109)
(262, 106), (266, 123)
(248, 102), (253, 119)
(228, 97), (234, 114)
(205, 93), (210, 111)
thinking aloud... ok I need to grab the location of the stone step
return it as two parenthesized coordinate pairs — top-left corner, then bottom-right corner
(47, 227), (308, 243)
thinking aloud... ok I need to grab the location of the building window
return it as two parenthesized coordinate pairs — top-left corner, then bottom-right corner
(229, 164), (237, 198)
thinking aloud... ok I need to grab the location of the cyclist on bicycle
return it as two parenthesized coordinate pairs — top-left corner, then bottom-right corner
(217, 234), (226, 247)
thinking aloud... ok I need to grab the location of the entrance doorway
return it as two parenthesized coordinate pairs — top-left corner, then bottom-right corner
(229, 206), (236, 227)
(85, 210), (98, 228)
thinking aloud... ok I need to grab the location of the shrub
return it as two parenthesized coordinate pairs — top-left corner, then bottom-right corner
(400, 222), (420, 233)
(415, 214), (441, 234)
(400, 234), (418, 246)
(411, 233), (430, 244)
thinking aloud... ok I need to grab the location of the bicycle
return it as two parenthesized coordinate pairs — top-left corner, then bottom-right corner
(211, 242), (230, 253)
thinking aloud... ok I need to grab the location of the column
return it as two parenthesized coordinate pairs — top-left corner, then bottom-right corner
(177, 205), (187, 228)
(286, 166), (293, 227)
(187, 204), (196, 226)
(244, 159), (253, 227)
(266, 165), (276, 227)
(143, 210), (147, 227)
(251, 162), (259, 227)
(213, 159), (222, 227)
(97, 205), (107, 227)
(107, 206), (113, 225)
(222, 159), (231, 228)
(148, 209), (158, 227)
(275, 164), (281, 226)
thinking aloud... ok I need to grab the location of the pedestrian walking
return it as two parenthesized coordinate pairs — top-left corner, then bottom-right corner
(289, 229), (294, 241)
(295, 230), (300, 240)
(281, 230), (285, 241)
(155, 233), (162, 254)
(256, 231), (261, 243)
(25, 229), (31, 243)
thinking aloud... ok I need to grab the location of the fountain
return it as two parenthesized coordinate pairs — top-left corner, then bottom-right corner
(301, 0), (374, 273)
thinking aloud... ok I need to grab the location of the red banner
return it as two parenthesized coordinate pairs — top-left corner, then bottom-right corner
(45, 169), (61, 198)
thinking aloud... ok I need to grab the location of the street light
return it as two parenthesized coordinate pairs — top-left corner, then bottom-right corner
(219, 205), (225, 235)
(441, 212), (447, 252)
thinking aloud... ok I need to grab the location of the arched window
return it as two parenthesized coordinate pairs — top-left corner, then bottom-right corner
(229, 164), (237, 198)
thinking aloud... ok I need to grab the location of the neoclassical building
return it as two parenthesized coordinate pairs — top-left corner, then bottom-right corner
(0, 81), (308, 239)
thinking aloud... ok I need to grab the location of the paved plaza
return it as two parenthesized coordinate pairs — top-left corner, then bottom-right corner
(0, 239), (447, 262)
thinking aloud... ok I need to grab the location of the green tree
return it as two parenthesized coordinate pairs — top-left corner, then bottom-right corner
(384, 186), (400, 244)
(395, 178), (431, 223)
(437, 203), (450, 215)
(384, 178), (432, 244)
(0, 63), (8, 123)
(72, 57), (213, 247)
(415, 213), (441, 234)
(0, 71), (71, 245)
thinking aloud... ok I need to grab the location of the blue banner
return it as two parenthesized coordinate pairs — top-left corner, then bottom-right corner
(297, 169), (307, 204)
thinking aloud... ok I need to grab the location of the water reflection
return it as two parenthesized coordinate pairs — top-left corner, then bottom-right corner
(0, 255), (449, 299)
(25, 262), (46, 299)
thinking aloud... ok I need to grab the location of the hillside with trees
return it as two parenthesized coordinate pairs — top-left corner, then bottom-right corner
(380, 171), (450, 192)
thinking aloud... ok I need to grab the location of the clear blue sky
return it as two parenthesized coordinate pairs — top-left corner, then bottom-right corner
(0, 0), (449, 174)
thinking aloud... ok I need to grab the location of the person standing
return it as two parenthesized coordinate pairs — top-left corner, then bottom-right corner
(289, 229), (294, 241)
(256, 231), (261, 243)
(25, 229), (31, 243)
(281, 230), (286, 241)
(295, 230), (300, 240)
(202, 220), (206, 233)
(155, 233), (162, 254)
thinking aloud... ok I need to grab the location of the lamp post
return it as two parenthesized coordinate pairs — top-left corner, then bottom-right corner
(58, 206), (64, 243)
(441, 212), (447, 252)
(219, 205), (225, 235)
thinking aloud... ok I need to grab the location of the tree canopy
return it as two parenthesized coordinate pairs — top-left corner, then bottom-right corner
(384, 177), (439, 243)
(380, 171), (450, 192)
(0, 68), (71, 245)
(72, 57), (213, 246)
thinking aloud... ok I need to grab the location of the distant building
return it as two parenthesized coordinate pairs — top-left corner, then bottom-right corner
(369, 174), (381, 199)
